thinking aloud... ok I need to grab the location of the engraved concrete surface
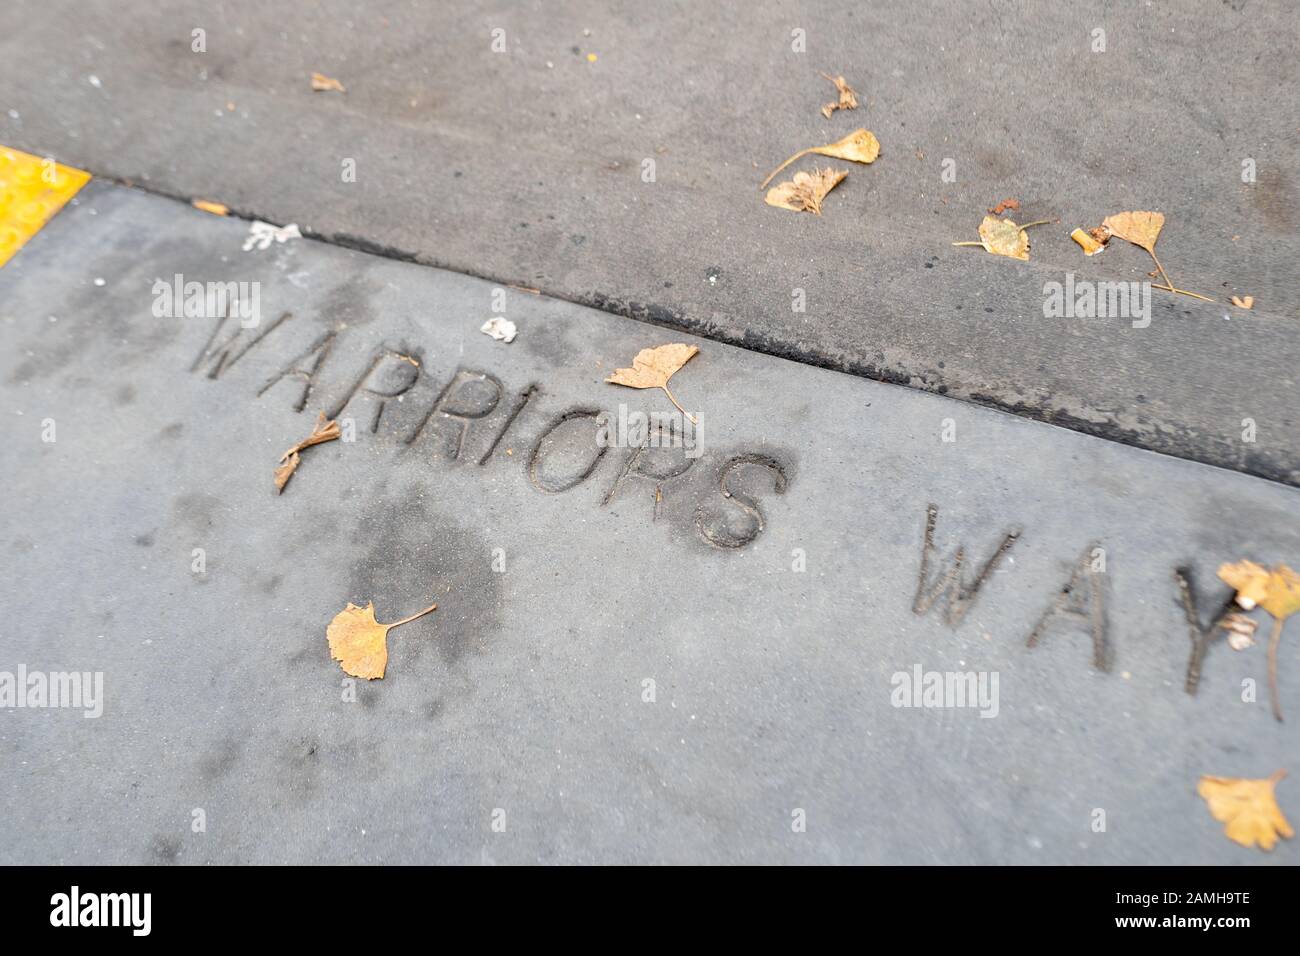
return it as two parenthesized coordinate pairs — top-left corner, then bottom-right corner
(2, 0), (1298, 484)
(1, 182), (1297, 864)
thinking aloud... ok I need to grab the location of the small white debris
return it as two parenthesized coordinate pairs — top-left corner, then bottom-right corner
(93, 277), (105, 287)
(480, 316), (517, 343)
(242, 220), (302, 252)
(1222, 611), (1259, 651)
(6, 109), (18, 120)
(88, 75), (102, 88)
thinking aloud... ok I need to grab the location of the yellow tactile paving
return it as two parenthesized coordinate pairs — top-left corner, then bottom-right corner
(0, 146), (91, 268)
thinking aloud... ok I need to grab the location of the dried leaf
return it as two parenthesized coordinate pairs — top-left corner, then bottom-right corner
(820, 73), (858, 119)
(1218, 561), (1300, 619)
(1221, 611), (1259, 651)
(1102, 210), (1164, 254)
(606, 343), (699, 422)
(1217, 560), (1300, 721)
(1070, 227), (1105, 255)
(1231, 295), (1254, 310)
(1197, 770), (1293, 851)
(810, 128), (879, 165)
(311, 72), (346, 93)
(988, 198), (1020, 215)
(273, 451), (300, 492)
(978, 216), (1030, 260)
(765, 167), (847, 216)
(761, 128), (879, 188)
(326, 600), (437, 680)
(191, 199), (229, 216)
(275, 411), (342, 493)
(1102, 209), (1178, 292)
(953, 215), (1051, 261)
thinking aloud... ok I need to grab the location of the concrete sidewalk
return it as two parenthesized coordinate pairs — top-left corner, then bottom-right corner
(0, 182), (1296, 863)
(1, 0), (1297, 483)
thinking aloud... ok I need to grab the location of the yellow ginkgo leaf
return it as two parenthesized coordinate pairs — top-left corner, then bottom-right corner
(953, 215), (1051, 261)
(978, 215), (1031, 260)
(1098, 209), (1216, 301)
(765, 167), (847, 216)
(326, 600), (437, 680)
(1218, 561), (1300, 619)
(761, 129), (880, 188)
(1102, 210), (1164, 254)
(1096, 210), (1213, 301)
(1217, 560), (1300, 722)
(606, 343), (699, 422)
(1197, 770), (1294, 851)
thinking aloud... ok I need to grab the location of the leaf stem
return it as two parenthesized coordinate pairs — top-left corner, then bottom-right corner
(761, 148), (815, 189)
(1152, 284), (1215, 303)
(662, 385), (698, 425)
(1147, 249), (1175, 293)
(1016, 219), (1054, 230)
(391, 602), (438, 629)
(1268, 616), (1284, 723)
(951, 241), (986, 247)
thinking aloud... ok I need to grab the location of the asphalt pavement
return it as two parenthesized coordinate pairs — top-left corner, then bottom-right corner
(1, 0), (1296, 481)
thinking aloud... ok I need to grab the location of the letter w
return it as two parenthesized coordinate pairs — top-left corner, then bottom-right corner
(912, 504), (1019, 627)
(191, 310), (290, 379)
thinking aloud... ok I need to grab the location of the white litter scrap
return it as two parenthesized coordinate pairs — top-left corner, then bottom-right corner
(480, 316), (517, 343)
(243, 220), (302, 252)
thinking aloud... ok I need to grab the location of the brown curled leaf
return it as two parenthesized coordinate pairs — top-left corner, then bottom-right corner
(275, 411), (342, 493)
(820, 73), (858, 119)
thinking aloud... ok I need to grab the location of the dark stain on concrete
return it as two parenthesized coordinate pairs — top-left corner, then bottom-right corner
(148, 834), (182, 864)
(171, 492), (222, 533)
(345, 490), (503, 669)
(199, 739), (242, 782)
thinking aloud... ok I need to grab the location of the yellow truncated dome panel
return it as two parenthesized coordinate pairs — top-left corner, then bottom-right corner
(0, 146), (91, 268)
